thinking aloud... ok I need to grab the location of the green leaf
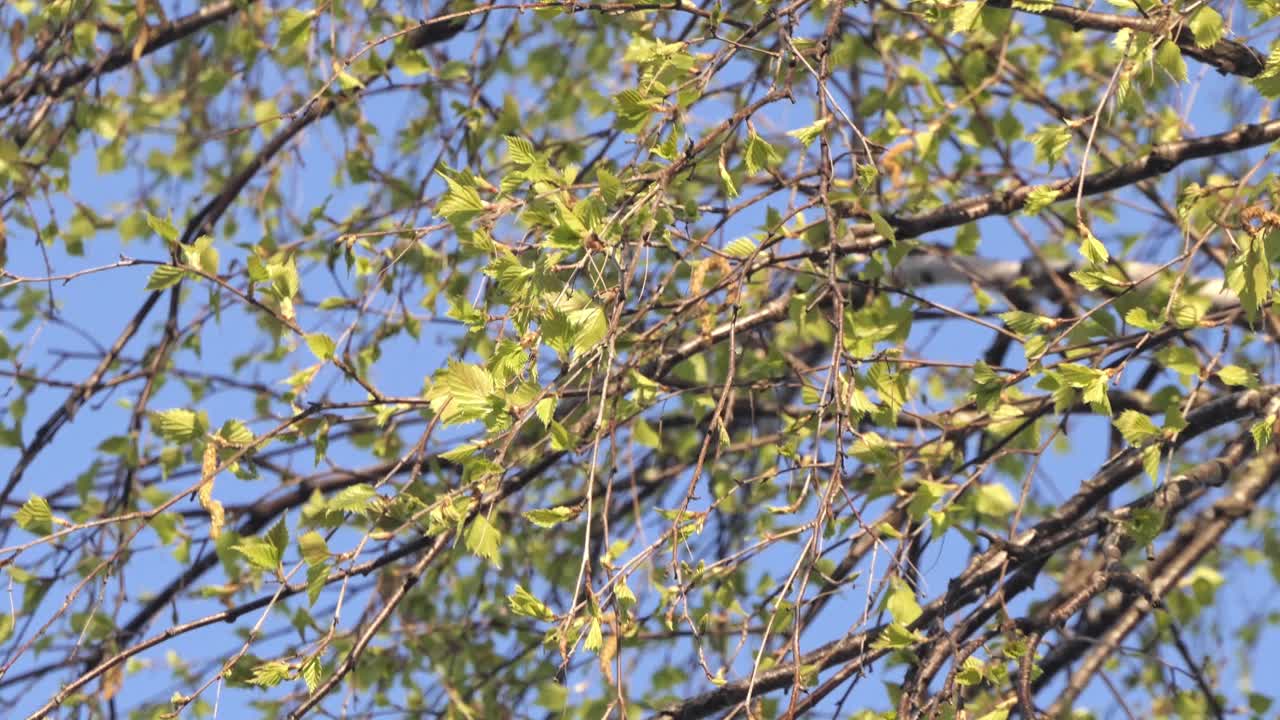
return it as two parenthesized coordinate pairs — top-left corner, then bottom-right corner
(744, 131), (780, 175)
(523, 505), (581, 528)
(571, 307), (607, 357)
(1142, 444), (1163, 484)
(1217, 365), (1258, 387)
(504, 136), (537, 165)
(329, 484), (380, 515)
(279, 8), (316, 48)
(1252, 419), (1274, 452)
(718, 153), (738, 198)
(1254, 46), (1280, 97)
(1084, 376), (1113, 416)
(508, 584), (556, 621)
(15, 494), (53, 535)
(465, 514), (502, 567)
(885, 579), (922, 625)
(999, 310), (1049, 335)
(786, 117), (830, 147)
(436, 170), (487, 221)
(1189, 6), (1224, 48)
(304, 333), (336, 361)
(306, 563), (328, 606)
(150, 409), (205, 443)
(233, 538), (282, 571)
(185, 235), (219, 275)
(868, 211), (897, 245)
(218, 419), (255, 446)
(248, 660), (291, 687)
(298, 531), (330, 566)
(144, 265), (185, 291)
(583, 618), (604, 652)
(1155, 40), (1187, 82)
(1126, 507), (1165, 546)
(146, 212), (179, 245)
(873, 621), (926, 650)
(974, 483), (1016, 518)
(1114, 410), (1159, 445)
(597, 168), (622, 204)
(1029, 124), (1072, 167)
(1156, 345), (1199, 378)
(1078, 225), (1109, 265)
(613, 89), (656, 132)
(723, 237), (758, 259)
(266, 519), (289, 556)
(1056, 363), (1105, 388)
(300, 657), (323, 693)
(951, 1), (984, 33)
(396, 49), (430, 77)
(535, 397), (556, 427)
(425, 361), (496, 426)
(1022, 185), (1062, 215)
(1125, 307), (1164, 331)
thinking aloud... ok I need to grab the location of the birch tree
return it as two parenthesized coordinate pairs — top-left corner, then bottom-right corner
(1, 1), (1280, 718)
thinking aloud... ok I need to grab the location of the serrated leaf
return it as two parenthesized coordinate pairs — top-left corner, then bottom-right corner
(1029, 124), (1072, 167)
(266, 518), (289, 556)
(786, 117), (830, 147)
(723, 237), (758, 259)
(1217, 365), (1257, 387)
(1251, 418), (1274, 451)
(1079, 225), (1109, 265)
(248, 660), (291, 687)
(718, 152), (738, 198)
(633, 418), (660, 448)
(744, 131), (780, 175)
(873, 621), (926, 650)
(535, 397), (556, 427)
(15, 494), (52, 535)
(505, 136), (536, 165)
(508, 584), (556, 621)
(233, 538), (282, 571)
(218, 419), (254, 446)
(1114, 409), (1159, 445)
(298, 531), (330, 566)
(465, 514), (502, 567)
(146, 213), (179, 245)
(886, 579), (922, 625)
(1125, 307), (1164, 331)
(1142, 444), (1163, 484)
(1084, 376), (1113, 416)
(523, 505), (581, 528)
(1189, 6), (1223, 48)
(1022, 185), (1062, 215)
(304, 333), (336, 361)
(1056, 363), (1104, 388)
(306, 563), (328, 606)
(300, 657), (322, 692)
(329, 483), (379, 515)
(597, 168), (621, 204)
(150, 408), (203, 442)
(396, 49), (430, 77)
(583, 618), (604, 652)
(1155, 40), (1187, 82)
(279, 8), (316, 48)
(999, 310), (1048, 335)
(868, 211), (897, 245)
(974, 483), (1017, 517)
(425, 361), (495, 426)
(144, 265), (185, 291)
